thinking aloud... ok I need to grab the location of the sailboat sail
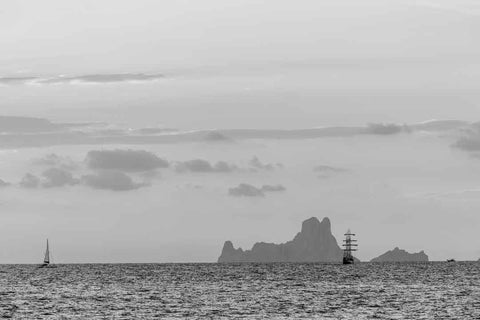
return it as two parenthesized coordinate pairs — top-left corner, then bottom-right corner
(43, 239), (50, 264)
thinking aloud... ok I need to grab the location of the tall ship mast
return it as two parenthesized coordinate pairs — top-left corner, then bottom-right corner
(342, 229), (357, 264)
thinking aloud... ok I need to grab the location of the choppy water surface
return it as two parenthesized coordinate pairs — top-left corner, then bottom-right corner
(0, 262), (479, 319)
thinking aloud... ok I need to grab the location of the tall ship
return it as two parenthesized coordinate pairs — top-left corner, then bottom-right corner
(342, 229), (357, 264)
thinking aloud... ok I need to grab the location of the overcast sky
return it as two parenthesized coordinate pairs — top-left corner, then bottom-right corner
(0, 0), (479, 263)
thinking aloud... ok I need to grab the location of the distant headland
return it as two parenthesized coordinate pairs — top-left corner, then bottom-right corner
(370, 247), (429, 262)
(218, 217), (344, 263)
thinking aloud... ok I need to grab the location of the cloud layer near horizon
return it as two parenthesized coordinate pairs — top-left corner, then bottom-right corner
(0, 116), (473, 149)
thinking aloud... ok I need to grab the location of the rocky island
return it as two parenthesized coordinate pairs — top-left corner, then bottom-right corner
(218, 217), (345, 263)
(371, 247), (428, 262)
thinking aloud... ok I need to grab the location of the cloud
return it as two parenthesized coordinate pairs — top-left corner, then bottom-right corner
(0, 76), (37, 85)
(0, 179), (10, 187)
(409, 189), (480, 200)
(81, 171), (147, 191)
(410, 119), (470, 132)
(450, 123), (480, 152)
(175, 159), (237, 173)
(454, 138), (480, 151)
(41, 73), (164, 84)
(314, 165), (348, 173)
(0, 116), (59, 133)
(203, 131), (232, 142)
(42, 168), (79, 188)
(249, 157), (279, 171)
(19, 173), (41, 188)
(175, 157), (280, 174)
(365, 123), (406, 135)
(213, 161), (237, 172)
(314, 165), (349, 178)
(33, 153), (78, 170)
(261, 184), (286, 192)
(453, 128), (480, 151)
(228, 183), (284, 197)
(0, 73), (164, 86)
(134, 127), (178, 135)
(228, 184), (265, 197)
(178, 183), (204, 190)
(86, 149), (169, 172)
(18, 169), (79, 189)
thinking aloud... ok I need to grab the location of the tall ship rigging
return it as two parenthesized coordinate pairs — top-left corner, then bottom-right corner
(342, 229), (357, 264)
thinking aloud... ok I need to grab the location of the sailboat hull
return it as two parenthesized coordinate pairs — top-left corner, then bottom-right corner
(38, 263), (57, 269)
(343, 257), (355, 265)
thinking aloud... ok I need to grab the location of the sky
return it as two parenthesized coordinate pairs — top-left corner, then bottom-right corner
(0, 0), (479, 263)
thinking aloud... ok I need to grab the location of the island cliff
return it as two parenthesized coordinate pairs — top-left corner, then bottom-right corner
(218, 217), (344, 263)
(371, 247), (428, 262)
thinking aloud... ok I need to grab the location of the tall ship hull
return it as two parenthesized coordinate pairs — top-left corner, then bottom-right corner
(343, 256), (355, 265)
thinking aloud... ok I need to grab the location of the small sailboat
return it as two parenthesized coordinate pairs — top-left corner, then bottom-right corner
(342, 229), (357, 265)
(39, 239), (56, 268)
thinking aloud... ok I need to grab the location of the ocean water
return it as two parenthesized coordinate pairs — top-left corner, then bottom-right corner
(0, 262), (479, 319)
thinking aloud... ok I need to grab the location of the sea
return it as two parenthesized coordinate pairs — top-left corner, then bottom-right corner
(0, 262), (478, 319)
